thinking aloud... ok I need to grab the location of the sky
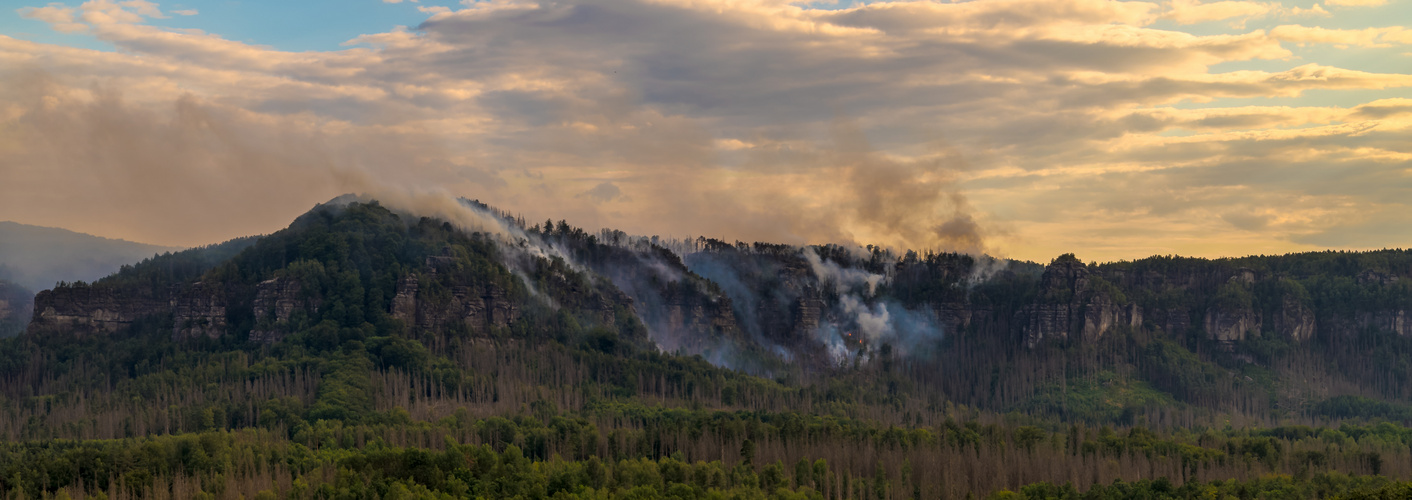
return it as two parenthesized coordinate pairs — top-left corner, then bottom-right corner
(0, 0), (1409, 264)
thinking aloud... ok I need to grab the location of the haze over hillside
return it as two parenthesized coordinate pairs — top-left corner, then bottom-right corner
(0, 221), (181, 292)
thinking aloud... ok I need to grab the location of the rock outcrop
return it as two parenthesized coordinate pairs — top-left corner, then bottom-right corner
(1019, 256), (1138, 347)
(391, 275), (419, 324)
(1358, 270), (1400, 286)
(29, 281), (231, 339)
(1273, 295), (1317, 341)
(1156, 308), (1192, 336)
(1325, 310), (1412, 338)
(388, 273), (523, 336)
(250, 277), (320, 343)
(29, 284), (167, 335)
(1203, 306), (1260, 345)
(791, 293), (825, 342)
(650, 284), (742, 354)
(171, 282), (227, 339)
(253, 278), (313, 324)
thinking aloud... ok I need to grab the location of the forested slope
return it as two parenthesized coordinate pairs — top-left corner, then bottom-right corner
(6, 198), (1412, 499)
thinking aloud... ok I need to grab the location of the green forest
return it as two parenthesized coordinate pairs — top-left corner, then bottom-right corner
(6, 200), (1412, 499)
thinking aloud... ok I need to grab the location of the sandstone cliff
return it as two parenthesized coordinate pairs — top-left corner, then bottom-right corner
(28, 281), (230, 339)
(1018, 256), (1138, 347)
(29, 284), (167, 335)
(1324, 310), (1412, 337)
(1203, 306), (1260, 345)
(392, 274), (522, 335)
(1273, 294), (1317, 342)
(647, 281), (742, 354)
(249, 277), (321, 343)
(171, 282), (227, 339)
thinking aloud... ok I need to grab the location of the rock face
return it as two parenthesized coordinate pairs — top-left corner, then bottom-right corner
(391, 275), (419, 324)
(250, 277), (320, 343)
(253, 278), (313, 324)
(432, 285), (519, 333)
(388, 273), (523, 336)
(1018, 256), (1138, 347)
(29, 284), (166, 335)
(1358, 270), (1400, 286)
(791, 293), (825, 342)
(30, 282), (229, 339)
(1273, 295), (1317, 342)
(1325, 310), (1412, 338)
(649, 284), (742, 354)
(1158, 308), (1192, 336)
(1203, 307), (1260, 345)
(171, 283), (227, 339)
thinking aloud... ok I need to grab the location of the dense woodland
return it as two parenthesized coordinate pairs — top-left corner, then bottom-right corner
(5, 200), (1412, 499)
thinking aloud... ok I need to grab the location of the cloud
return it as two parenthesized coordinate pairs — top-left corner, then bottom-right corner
(172, 9), (196, 15)
(0, 68), (497, 246)
(17, 4), (87, 33)
(1271, 24), (1412, 47)
(120, 0), (166, 19)
(4, 0), (1412, 261)
(1222, 211), (1271, 231)
(1323, 0), (1386, 6)
(579, 181), (623, 202)
(1162, 0), (1275, 25)
(1283, 4), (1330, 18)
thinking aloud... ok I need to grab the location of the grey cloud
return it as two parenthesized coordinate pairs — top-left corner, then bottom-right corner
(1222, 211), (1271, 231)
(1291, 213), (1412, 249)
(579, 181), (623, 202)
(1351, 101), (1412, 119)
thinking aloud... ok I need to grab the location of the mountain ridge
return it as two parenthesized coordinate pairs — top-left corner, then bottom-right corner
(20, 197), (1412, 420)
(0, 220), (183, 292)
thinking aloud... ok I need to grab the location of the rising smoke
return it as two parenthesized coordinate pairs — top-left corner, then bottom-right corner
(802, 247), (944, 364)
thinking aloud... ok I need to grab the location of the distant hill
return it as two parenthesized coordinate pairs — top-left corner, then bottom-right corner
(0, 221), (181, 291)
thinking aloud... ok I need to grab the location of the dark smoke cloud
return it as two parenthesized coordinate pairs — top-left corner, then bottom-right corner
(794, 119), (993, 255)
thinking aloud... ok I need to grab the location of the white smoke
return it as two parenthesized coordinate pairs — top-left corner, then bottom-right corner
(804, 247), (886, 296)
(330, 188), (586, 305)
(802, 246), (945, 364)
